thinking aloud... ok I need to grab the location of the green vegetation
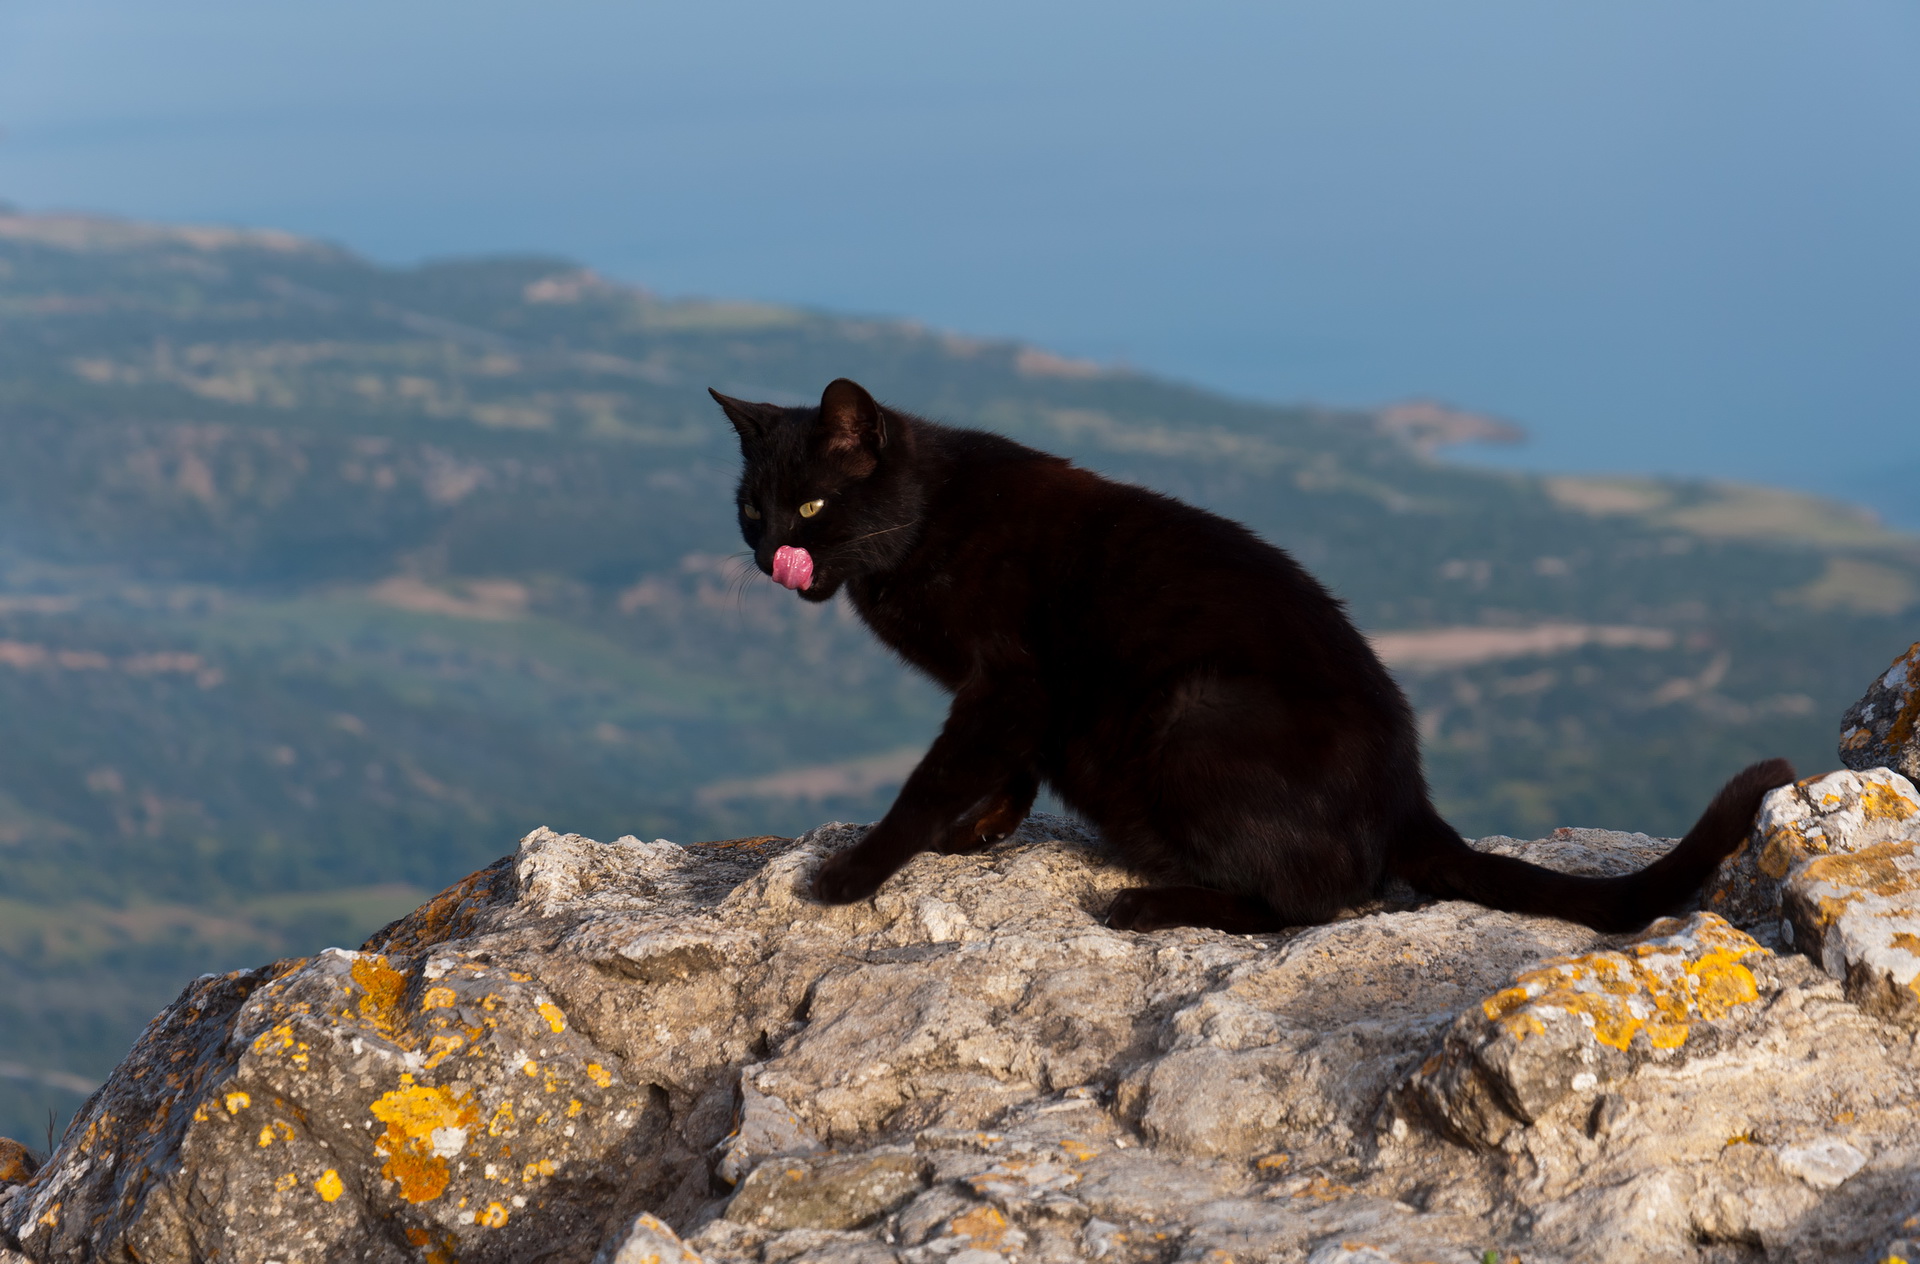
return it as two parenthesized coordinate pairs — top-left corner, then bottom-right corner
(1, 211), (1916, 1140)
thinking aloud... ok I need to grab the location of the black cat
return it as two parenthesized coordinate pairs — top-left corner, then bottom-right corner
(710, 379), (1792, 933)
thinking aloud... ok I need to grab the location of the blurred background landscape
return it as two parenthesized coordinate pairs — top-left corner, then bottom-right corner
(0, 1), (1915, 1144)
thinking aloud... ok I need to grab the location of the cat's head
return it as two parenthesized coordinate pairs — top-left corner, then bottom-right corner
(708, 378), (922, 602)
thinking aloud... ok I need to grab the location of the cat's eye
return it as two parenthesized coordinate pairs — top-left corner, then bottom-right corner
(798, 499), (825, 518)
(741, 503), (761, 520)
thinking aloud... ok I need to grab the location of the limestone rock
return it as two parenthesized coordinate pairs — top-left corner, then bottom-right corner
(713, 1084), (820, 1186)
(594, 1211), (706, 1264)
(1783, 833), (1920, 1025)
(1706, 766), (1920, 935)
(1399, 912), (1780, 1148)
(1706, 767), (1920, 1023)
(1842, 641), (1920, 781)
(6, 815), (1920, 1263)
(723, 1152), (925, 1231)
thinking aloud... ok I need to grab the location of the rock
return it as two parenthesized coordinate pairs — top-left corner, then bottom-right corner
(1783, 833), (1920, 1026)
(1398, 912), (1780, 1148)
(1304, 1243), (1403, 1264)
(1705, 767), (1920, 1024)
(6, 814), (1920, 1263)
(1878, 1211), (1920, 1264)
(712, 1083), (820, 1186)
(723, 1152), (925, 1231)
(594, 1211), (706, 1264)
(1842, 641), (1920, 781)
(1705, 766), (1920, 936)
(1774, 1138), (1870, 1191)
(0, 1141), (34, 1187)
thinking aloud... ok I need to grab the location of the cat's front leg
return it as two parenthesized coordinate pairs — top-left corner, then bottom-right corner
(813, 674), (1044, 903)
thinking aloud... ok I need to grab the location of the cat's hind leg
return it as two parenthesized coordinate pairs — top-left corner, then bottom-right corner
(931, 770), (1039, 855)
(1105, 885), (1289, 934)
(1091, 673), (1392, 934)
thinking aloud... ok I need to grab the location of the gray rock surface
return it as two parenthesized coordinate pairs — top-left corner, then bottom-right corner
(5, 813), (1920, 1263)
(595, 1212), (706, 1264)
(1842, 642), (1920, 782)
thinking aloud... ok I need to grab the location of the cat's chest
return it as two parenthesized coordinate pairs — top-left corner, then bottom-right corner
(849, 565), (1006, 687)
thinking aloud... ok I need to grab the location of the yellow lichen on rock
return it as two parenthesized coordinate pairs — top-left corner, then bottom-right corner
(0, 1137), (36, 1184)
(1841, 642), (1920, 782)
(423, 1033), (466, 1069)
(1699, 760), (1920, 1023)
(1404, 909), (1787, 1149)
(250, 1021), (312, 1070)
(948, 1204), (1012, 1249)
(370, 1073), (480, 1204)
(351, 954), (410, 1038)
(1882, 643), (1920, 746)
(1786, 835), (1920, 1020)
(1757, 821), (1809, 880)
(314, 1168), (345, 1202)
(1708, 766), (1920, 931)
(1479, 914), (1763, 1052)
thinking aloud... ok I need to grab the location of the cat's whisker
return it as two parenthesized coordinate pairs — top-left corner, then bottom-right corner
(826, 522), (916, 571)
(725, 552), (761, 610)
(836, 523), (914, 548)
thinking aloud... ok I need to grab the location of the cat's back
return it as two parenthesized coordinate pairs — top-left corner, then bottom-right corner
(942, 438), (1327, 599)
(926, 430), (1371, 671)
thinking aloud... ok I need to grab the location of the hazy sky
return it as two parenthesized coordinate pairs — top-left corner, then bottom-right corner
(2, 1), (1915, 523)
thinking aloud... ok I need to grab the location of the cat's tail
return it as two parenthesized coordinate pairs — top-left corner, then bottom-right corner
(1388, 758), (1796, 932)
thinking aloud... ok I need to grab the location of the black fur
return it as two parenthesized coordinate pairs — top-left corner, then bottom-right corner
(711, 380), (1796, 933)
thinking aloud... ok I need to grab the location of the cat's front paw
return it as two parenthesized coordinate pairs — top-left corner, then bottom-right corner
(811, 847), (892, 904)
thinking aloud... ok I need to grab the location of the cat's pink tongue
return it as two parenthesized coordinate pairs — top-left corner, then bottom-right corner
(772, 545), (814, 591)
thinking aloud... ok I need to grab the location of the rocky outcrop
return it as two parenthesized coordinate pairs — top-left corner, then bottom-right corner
(1706, 767), (1920, 1025)
(1842, 641), (1920, 782)
(6, 812), (1920, 1263)
(1399, 910), (1782, 1150)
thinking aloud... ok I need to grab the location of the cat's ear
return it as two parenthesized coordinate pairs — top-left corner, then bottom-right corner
(815, 378), (886, 475)
(709, 388), (777, 446)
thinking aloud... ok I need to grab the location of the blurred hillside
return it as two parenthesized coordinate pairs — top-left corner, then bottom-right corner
(1, 210), (1916, 1139)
